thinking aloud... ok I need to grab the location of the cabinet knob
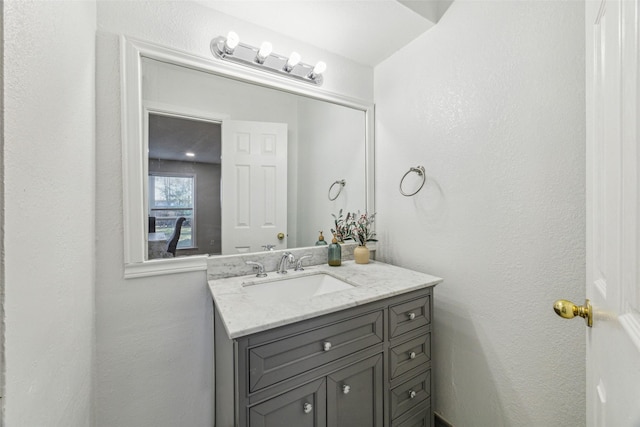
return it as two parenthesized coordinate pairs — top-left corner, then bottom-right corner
(342, 384), (351, 394)
(407, 312), (416, 320)
(303, 403), (313, 414)
(409, 351), (416, 359)
(409, 390), (417, 399)
(323, 341), (332, 351)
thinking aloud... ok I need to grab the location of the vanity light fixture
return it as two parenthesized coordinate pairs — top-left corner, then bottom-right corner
(210, 32), (325, 86)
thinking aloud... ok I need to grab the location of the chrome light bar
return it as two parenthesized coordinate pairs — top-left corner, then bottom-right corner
(210, 32), (325, 86)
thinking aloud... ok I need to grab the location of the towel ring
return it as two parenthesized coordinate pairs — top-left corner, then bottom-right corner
(328, 179), (346, 201)
(400, 166), (426, 197)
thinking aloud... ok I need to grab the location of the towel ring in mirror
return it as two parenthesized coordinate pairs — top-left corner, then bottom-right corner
(328, 179), (346, 201)
(399, 166), (426, 197)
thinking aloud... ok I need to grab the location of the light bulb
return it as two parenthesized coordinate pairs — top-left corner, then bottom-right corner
(308, 61), (327, 80)
(224, 31), (239, 54)
(284, 52), (301, 72)
(312, 61), (327, 75)
(256, 41), (272, 64)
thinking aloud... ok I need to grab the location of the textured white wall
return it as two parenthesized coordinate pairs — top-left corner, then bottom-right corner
(96, 2), (373, 425)
(375, 1), (585, 426)
(2, 1), (96, 425)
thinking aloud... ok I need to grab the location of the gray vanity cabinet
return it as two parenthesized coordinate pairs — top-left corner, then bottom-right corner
(214, 287), (433, 427)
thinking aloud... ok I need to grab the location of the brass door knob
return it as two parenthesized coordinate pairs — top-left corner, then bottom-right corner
(553, 299), (592, 327)
(277, 232), (285, 240)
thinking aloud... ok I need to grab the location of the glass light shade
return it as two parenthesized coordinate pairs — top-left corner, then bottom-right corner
(225, 31), (239, 52)
(257, 41), (272, 63)
(285, 52), (301, 71)
(313, 61), (327, 75)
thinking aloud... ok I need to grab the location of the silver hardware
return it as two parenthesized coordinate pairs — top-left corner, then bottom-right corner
(262, 244), (276, 251)
(303, 403), (313, 414)
(295, 254), (312, 271)
(323, 341), (332, 351)
(328, 179), (346, 201)
(409, 351), (416, 359)
(342, 384), (351, 394)
(409, 390), (417, 399)
(245, 261), (267, 278)
(277, 252), (295, 274)
(211, 35), (325, 86)
(408, 312), (416, 320)
(399, 166), (426, 197)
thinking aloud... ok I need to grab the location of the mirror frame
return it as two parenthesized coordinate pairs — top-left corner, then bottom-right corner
(121, 36), (375, 278)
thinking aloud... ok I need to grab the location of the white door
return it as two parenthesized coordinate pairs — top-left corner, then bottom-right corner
(221, 120), (288, 254)
(584, 0), (640, 425)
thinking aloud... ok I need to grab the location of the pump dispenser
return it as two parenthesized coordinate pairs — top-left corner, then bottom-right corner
(328, 233), (341, 266)
(315, 231), (328, 245)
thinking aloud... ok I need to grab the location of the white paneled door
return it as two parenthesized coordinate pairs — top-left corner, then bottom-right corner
(585, 0), (640, 425)
(221, 120), (288, 255)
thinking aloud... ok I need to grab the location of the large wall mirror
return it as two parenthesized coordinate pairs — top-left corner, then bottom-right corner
(122, 37), (374, 277)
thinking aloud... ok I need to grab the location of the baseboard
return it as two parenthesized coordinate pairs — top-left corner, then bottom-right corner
(435, 411), (454, 427)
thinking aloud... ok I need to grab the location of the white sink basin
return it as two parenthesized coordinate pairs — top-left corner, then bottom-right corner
(242, 272), (355, 301)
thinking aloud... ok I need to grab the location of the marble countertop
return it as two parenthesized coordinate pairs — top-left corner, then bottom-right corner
(209, 260), (442, 339)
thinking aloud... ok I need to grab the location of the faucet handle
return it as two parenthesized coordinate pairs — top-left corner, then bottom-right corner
(246, 261), (267, 277)
(295, 255), (313, 271)
(262, 244), (276, 251)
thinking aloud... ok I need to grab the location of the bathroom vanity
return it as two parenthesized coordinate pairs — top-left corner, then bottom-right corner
(209, 260), (441, 427)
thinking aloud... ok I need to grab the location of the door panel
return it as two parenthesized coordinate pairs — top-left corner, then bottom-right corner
(248, 378), (326, 427)
(586, 0), (640, 425)
(326, 354), (383, 427)
(221, 120), (288, 254)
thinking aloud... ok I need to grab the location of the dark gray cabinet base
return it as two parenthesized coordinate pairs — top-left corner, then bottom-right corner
(214, 287), (434, 427)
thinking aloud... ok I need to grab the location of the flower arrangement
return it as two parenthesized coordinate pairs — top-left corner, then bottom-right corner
(332, 210), (377, 246)
(331, 209), (350, 243)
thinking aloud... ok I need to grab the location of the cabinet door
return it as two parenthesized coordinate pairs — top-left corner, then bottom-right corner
(249, 378), (326, 427)
(326, 354), (383, 427)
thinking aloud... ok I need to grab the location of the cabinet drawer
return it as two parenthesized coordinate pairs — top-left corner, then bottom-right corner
(248, 378), (326, 427)
(391, 400), (432, 427)
(249, 310), (384, 392)
(389, 333), (431, 379)
(390, 370), (431, 420)
(389, 295), (431, 339)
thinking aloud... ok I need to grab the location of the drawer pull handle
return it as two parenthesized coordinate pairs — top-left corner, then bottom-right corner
(408, 312), (416, 320)
(303, 403), (313, 414)
(323, 341), (332, 351)
(409, 351), (416, 359)
(409, 390), (417, 399)
(342, 384), (351, 394)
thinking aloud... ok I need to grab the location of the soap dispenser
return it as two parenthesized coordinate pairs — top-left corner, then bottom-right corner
(315, 231), (328, 246)
(328, 233), (341, 266)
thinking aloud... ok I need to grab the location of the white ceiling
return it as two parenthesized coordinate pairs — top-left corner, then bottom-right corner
(197, 0), (449, 66)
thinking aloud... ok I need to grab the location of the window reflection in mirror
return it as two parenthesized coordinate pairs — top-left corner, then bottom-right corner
(147, 113), (221, 259)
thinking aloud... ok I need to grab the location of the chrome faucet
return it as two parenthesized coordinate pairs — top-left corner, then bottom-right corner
(277, 252), (295, 274)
